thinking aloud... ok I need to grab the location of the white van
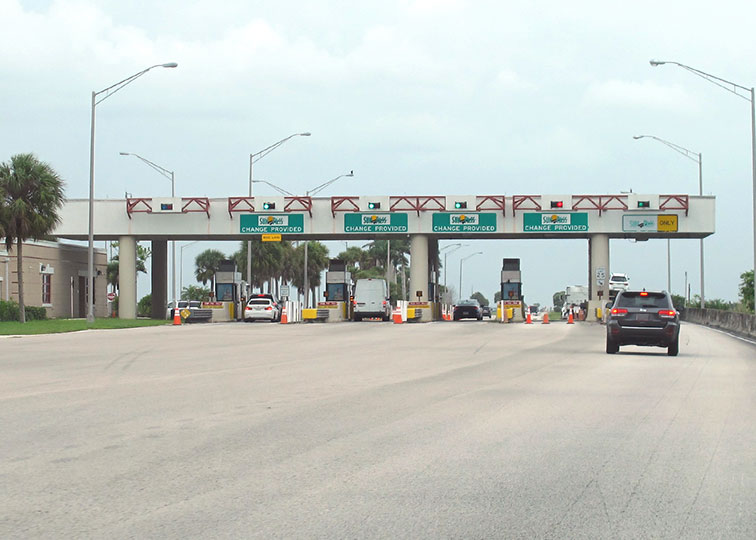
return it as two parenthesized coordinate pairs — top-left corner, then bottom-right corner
(352, 278), (391, 321)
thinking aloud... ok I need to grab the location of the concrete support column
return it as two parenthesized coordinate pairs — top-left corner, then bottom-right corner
(409, 234), (429, 302)
(588, 234), (610, 321)
(428, 238), (440, 320)
(118, 236), (137, 319)
(428, 238), (439, 302)
(151, 240), (168, 319)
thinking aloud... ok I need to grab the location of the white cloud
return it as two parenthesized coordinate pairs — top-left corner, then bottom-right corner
(492, 69), (534, 91)
(584, 79), (699, 112)
(406, 0), (461, 14)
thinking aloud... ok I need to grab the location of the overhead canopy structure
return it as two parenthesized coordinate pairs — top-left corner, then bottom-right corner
(52, 193), (715, 321)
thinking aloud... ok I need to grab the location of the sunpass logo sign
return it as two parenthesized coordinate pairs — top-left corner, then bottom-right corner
(432, 213), (496, 232)
(523, 213), (589, 232)
(240, 213), (304, 233)
(344, 213), (408, 232)
(362, 215), (389, 225)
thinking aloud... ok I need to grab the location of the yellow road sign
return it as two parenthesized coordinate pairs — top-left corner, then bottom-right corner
(262, 234), (282, 242)
(657, 215), (678, 232)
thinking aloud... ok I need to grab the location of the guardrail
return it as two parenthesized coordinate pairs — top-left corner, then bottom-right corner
(682, 307), (756, 340)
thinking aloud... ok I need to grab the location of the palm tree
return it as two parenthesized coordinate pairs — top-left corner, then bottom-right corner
(233, 240), (297, 295)
(194, 249), (226, 295)
(0, 153), (65, 322)
(290, 241), (329, 305)
(107, 241), (150, 292)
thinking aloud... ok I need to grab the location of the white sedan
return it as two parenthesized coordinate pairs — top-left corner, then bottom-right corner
(244, 298), (280, 322)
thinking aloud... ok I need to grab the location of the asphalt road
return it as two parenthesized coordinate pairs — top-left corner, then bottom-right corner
(1, 320), (754, 539)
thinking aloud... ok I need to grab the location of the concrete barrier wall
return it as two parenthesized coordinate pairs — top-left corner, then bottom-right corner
(682, 307), (756, 340)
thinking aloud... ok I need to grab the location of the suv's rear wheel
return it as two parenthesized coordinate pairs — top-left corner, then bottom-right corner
(667, 337), (679, 356)
(606, 337), (619, 354)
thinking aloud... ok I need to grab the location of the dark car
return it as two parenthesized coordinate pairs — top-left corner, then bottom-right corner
(606, 290), (680, 356)
(453, 299), (483, 321)
(481, 305), (492, 318)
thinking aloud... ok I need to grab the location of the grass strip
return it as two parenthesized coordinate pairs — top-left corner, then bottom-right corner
(0, 318), (171, 336)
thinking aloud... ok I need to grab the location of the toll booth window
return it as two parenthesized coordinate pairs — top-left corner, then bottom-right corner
(326, 283), (345, 301)
(216, 283), (234, 301)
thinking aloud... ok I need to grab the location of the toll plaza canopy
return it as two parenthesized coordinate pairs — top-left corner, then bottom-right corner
(54, 193), (714, 241)
(53, 193), (715, 321)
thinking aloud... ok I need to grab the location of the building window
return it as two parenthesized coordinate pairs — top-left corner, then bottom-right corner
(42, 274), (52, 305)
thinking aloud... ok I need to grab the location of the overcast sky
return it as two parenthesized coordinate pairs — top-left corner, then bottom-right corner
(2, 0), (755, 306)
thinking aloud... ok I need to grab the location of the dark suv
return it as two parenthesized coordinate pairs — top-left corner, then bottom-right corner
(606, 290), (680, 356)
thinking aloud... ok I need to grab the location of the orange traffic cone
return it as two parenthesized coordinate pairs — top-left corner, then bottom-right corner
(280, 305), (288, 324)
(525, 312), (532, 324)
(567, 312), (574, 324)
(393, 307), (403, 324)
(173, 307), (182, 326)
(542, 312), (550, 324)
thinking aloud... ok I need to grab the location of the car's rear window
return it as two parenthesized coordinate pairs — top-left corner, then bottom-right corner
(611, 275), (628, 282)
(616, 292), (669, 308)
(248, 299), (271, 305)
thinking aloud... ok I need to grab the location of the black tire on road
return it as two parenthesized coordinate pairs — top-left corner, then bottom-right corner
(606, 338), (619, 354)
(667, 337), (679, 356)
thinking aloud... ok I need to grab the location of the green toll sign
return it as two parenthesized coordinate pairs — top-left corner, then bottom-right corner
(344, 213), (408, 233)
(432, 213), (497, 232)
(240, 214), (304, 234)
(523, 213), (589, 232)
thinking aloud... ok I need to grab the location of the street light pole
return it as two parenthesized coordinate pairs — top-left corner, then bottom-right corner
(179, 240), (200, 299)
(247, 133), (311, 296)
(87, 62), (177, 323)
(459, 252), (483, 303)
(303, 171), (354, 308)
(633, 135), (705, 305)
(650, 60), (754, 310)
(440, 243), (463, 303)
(119, 152), (177, 309)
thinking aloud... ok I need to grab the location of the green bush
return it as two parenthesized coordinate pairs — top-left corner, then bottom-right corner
(0, 300), (47, 321)
(137, 294), (152, 317)
(0, 300), (19, 321)
(25, 306), (47, 320)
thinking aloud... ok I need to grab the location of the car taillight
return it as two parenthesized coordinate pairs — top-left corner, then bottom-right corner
(658, 309), (676, 318)
(382, 300), (387, 306)
(611, 308), (628, 316)
(245, 306), (251, 311)
(265, 306), (272, 311)
(640, 292), (648, 297)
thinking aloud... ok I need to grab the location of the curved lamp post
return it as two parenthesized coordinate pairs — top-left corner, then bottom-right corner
(119, 152), (177, 310)
(179, 240), (200, 299)
(247, 133), (311, 294)
(633, 135), (704, 306)
(459, 251), (483, 303)
(87, 62), (177, 322)
(440, 243), (465, 303)
(302, 172), (354, 307)
(650, 59), (755, 310)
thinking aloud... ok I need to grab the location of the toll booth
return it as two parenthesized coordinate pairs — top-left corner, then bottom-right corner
(500, 258), (524, 322)
(213, 260), (247, 322)
(317, 259), (351, 322)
